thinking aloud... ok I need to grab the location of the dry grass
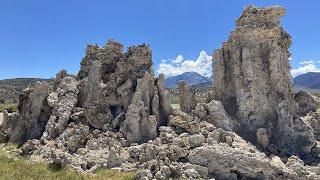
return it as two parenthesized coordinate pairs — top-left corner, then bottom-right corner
(0, 145), (135, 180)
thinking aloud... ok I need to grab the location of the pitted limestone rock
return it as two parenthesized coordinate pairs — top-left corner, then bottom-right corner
(9, 81), (51, 143)
(120, 72), (159, 144)
(212, 5), (315, 155)
(77, 40), (172, 143)
(42, 75), (79, 140)
(294, 91), (320, 115)
(179, 81), (197, 114)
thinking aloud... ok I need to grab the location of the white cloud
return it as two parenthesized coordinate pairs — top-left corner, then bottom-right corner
(299, 60), (314, 65)
(157, 51), (212, 77)
(291, 63), (320, 77)
(172, 55), (184, 64)
(157, 54), (319, 78)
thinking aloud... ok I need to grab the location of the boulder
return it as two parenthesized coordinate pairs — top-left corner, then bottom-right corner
(168, 109), (200, 134)
(256, 128), (269, 148)
(206, 100), (233, 131)
(276, 101), (315, 155)
(294, 91), (320, 115)
(301, 112), (320, 140)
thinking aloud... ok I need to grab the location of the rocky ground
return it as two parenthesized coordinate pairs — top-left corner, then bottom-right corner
(1, 5), (320, 180)
(0, 113), (3, 125)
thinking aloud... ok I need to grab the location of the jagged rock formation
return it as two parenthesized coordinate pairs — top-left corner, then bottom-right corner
(7, 82), (51, 143)
(42, 74), (80, 140)
(179, 81), (197, 113)
(2, 40), (172, 145)
(212, 6), (315, 155)
(120, 72), (158, 144)
(296, 92), (320, 141)
(295, 91), (320, 116)
(1, 5), (320, 180)
(77, 40), (172, 144)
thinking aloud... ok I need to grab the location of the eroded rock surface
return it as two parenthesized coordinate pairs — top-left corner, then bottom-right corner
(1, 5), (320, 180)
(8, 81), (51, 143)
(212, 5), (315, 155)
(42, 75), (80, 140)
(295, 91), (320, 116)
(179, 81), (197, 113)
(3, 39), (172, 146)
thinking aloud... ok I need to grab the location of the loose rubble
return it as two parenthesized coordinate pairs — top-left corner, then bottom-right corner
(1, 5), (320, 180)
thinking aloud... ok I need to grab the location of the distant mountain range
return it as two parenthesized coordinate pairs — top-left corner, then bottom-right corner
(293, 72), (320, 89)
(165, 72), (212, 88)
(164, 71), (320, 91)
(1, 72), (320, 104)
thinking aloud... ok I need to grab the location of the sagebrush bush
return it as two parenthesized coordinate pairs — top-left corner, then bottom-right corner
(0, 103), (17, 113)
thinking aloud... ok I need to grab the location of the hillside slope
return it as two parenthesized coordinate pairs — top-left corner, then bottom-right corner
(294, 72), (320, 89)
(0, 78), (53, 103)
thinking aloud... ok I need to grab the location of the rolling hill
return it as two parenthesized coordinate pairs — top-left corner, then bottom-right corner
(0, 78), (53, 103)
(293, 72), (320, 89)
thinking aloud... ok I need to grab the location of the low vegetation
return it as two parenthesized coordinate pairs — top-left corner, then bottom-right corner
(0, 145), (135, 180)
(0, 103), (17, 113)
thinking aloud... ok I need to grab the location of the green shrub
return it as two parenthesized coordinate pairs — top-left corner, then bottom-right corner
(0, 103), (17, 113)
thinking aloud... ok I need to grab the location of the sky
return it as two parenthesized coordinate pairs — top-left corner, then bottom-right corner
(0, 0), (320, 79)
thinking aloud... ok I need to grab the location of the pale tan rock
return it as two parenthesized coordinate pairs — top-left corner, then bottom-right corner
(188, 134), (205, 148)
(156, 74), (172, 126)
(107, 146), (129, 168)
(256, 128), (269, 148)
(168, 109), (200, 134)
(1, 110), (9, 129)
(276, 101), (315, 155)
(301, 113), (320, 140)
(206, 100), (233, 131)
(42, 75), (79, 140)
(9, 81), (51, 143)
(179, 81), (196, 113)
(55, 123), (90, 153)
(294, 91), (320, 115)
(120, 72), (159, 144)
(212, 5), (314, 155)
(77, 40), (171, 139)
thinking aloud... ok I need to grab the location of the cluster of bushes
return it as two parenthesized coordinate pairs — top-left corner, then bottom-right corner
(0, 103), (17, 113)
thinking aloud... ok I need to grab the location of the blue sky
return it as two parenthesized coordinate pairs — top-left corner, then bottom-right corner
(0, 0), (320, 79)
